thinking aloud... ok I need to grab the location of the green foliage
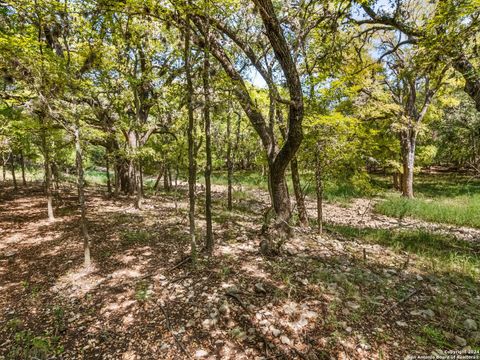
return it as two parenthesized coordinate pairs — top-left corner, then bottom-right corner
(6, 318), (64, 359)
(121, 229), (155, 246)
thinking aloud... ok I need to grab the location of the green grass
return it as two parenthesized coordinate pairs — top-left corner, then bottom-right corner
(375, 173), (480, 228)
(209, 170), (374, 203)
(329, 225), (480, 279)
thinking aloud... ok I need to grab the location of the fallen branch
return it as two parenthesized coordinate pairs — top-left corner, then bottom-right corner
(225, 290), (250, 313)
(168, 255), (191, 271)
(382, 288), (419, 315)
(159, 302), (191, 359)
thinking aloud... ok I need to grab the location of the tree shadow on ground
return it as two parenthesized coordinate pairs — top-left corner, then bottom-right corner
(1, 185), (479, 359)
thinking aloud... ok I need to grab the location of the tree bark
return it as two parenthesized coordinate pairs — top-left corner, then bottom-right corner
(154, 164), (163, 192)
(185, 10), (197, 261)
(226, 109), (233, 211)
(400, 131), (416, 198)
(393, 172), (400, 191)
(2, 154), (6, 181)
(40, 121), (54, 221)
(10, 152), (17, 190)
(291, 157), (308, 226)
(20, 151), (26, 186)
(163, 163), (171, 191)
(203, 11), (213, 254)
(74, 126), (91, 268)
(315, 145), (323, 234)
(106, 151), (112, 196)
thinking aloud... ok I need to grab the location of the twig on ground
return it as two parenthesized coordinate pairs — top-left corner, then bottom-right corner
(382, 288), (419, 315)
(168, 255), (191, 271)
(159, 302), (191, 359)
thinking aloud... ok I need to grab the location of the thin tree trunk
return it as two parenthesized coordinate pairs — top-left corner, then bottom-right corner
(400, 131), (416, 198)
(20, 151), (26, 186)
(106, 151), (112, 196)
(185, 10), (197, 261)
(10, 152), (17, 190)
(114, 162), (119, 197)
(74, 126), (91, 268)
(134, 161), (142, 209)
(154, 164), (163, 192)
(2, 154), (6, 182)
(41, 123), (54, 221)
(203, 10), (213, 254)
(315, 147), (323, 234)
(393, 172), (400, 191)
(139, 160), (144, 196)
(226, 110), (233, 211)
(291, 157), (308, 226)
(163, 163), (171, 191)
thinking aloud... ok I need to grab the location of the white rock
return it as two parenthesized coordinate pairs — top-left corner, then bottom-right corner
(194, 349), (208, 358)
(271, 327), (281, 337)
(396, 321), (408, 327)
(280, 335), (292, 346)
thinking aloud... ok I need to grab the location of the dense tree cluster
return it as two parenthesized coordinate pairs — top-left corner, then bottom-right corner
(0, 0), (479, 265)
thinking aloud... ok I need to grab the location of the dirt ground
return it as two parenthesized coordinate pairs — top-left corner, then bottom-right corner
(0, 183), (479, 359)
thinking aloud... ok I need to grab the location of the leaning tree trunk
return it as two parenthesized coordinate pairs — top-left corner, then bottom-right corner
(10, 152), (17, 191)
(154, 164), (163, 192)
(400, 130), (416, 198)
(74, 126), (91, 268)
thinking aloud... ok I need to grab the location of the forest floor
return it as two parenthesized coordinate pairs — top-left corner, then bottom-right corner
(0, 182), (479, 359)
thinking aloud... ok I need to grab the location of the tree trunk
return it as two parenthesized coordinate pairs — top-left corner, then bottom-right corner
(226, 110), (233, 211)
(74, 126), (91, 268)
(163, 163), (171, 191)
(154, 164), (163, 192)
(185, 11), (197, 261)
(134, 161), (142, 209)
(10, 152), (17, 190)
(106, 152), (112, 196)
(290, 157), (308, 226)
(139, 160), (144, 196)
(2, 154), (6, 181)
(203, 17), (213, 254)
(40, 123), (54, 221)
(20, 151), (26, 186)
(315, 147), (323, 234)
(400, 131), (416, 198)
(269, 162), (291, 228)
(393, 172), (400, 191)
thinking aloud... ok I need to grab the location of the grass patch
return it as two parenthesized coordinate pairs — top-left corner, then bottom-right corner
(375, 173), (480, 228)
(328, 225), (480, 279)
(120, 229), (154, 246)
(375, 194), (480, 228)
